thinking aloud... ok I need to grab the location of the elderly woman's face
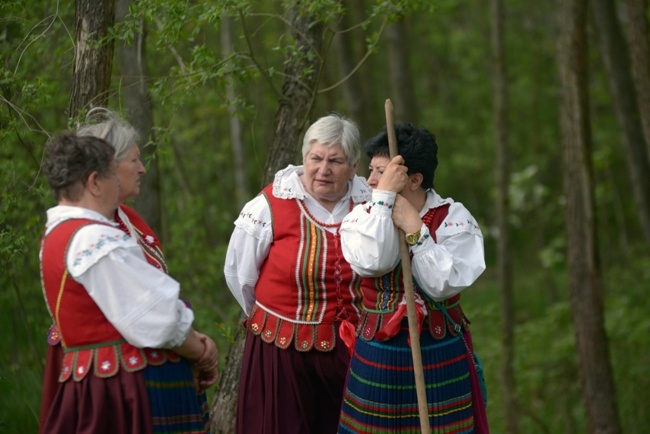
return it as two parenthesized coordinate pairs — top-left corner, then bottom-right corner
(301, 141), (357, 207)
(116, 143), (146, 202)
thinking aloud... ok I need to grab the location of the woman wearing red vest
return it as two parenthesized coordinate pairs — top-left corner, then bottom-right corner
(224, 114), (372, 434)
(39, 121), (217, 433)
(338, 123), (489, 433)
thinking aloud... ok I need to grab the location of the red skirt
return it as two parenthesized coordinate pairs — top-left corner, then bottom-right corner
(236, 326), (351, 434)
(41, 366), (153, 434)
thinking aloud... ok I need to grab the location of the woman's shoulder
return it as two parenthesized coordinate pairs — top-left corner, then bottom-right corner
(66, 222), (138, 276)
(235, 193), (273, 234)
(438, 201), (482, 236)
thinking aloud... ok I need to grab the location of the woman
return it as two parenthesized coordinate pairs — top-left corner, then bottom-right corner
(39, 132), (218, 433)
(224, 114), (371, 434)
(338, 123), (489, 433)
(39, 112), (217, 434)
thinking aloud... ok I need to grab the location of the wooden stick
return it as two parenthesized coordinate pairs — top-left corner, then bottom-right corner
(384, 99), (430, 434)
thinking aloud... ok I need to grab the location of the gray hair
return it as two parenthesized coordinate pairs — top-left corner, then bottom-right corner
(76, 107), (139, 161)
(301, 114), (360, 166)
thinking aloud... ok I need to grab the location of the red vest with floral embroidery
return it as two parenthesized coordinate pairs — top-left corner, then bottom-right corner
(40, 218), (178, 382)
(247, 184), (363, 352)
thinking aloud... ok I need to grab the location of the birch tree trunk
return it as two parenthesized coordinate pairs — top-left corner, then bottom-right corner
(221, 15), (249, 210)
(68, 0), (115, 117)
(211, 3), (332, 432)
(556, 1), (622, 432)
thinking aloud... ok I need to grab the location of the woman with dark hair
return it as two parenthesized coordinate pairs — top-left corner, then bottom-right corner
(338, 123), (489, 433)
(39, 116), (218, 434)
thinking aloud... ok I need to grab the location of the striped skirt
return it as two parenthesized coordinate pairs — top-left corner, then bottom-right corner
(143, 358), (210, 434)
(339, 320), (474, 434)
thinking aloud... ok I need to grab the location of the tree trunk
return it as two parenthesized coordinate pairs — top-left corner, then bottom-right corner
(490, 0), (518, 432)
(623, 0), (650, 166)
(68, 0), (116, 118)
(334, 0), (374, 145)
(211, 3), (332, 432)
(221, 15), (249, 209)
(115, 0), (162, 238)
(261, 5), (328, 185)
(556, 1), (622, 433)
(386, 17), (418, 124)
(590, 0), (650, 246)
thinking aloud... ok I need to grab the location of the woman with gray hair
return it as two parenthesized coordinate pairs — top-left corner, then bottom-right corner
(224, 114), (371, 434)
(39, 109), (217, 434)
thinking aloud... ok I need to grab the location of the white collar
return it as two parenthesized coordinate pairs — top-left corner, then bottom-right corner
(421, 189), (454, 216)
(45, 205), (118, 234)
(271, 164), (371, 203)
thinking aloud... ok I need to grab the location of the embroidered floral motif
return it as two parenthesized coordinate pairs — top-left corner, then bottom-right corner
(145, 235), (155, 244)
(239, 211), (268, 227)
(415, 233), (431, 246)
(128, 356), (139, 366)
(444, 219), (480, 231)
(100, 361), (111, 371)
(73, 233), (130, 267)
(320, 341), (330, 349)
(372, 200), (394, 209)
(251, 323), (260, 332)
(77, 366), (85, 375)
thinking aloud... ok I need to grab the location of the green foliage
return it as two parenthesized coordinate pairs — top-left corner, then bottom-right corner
(2, 0), (649, 432)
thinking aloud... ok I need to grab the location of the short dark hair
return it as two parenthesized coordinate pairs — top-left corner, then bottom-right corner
(364, 123), (439, 189)
(42, 132), (115, 201)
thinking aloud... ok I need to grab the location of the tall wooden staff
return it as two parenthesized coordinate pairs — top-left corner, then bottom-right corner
(385, 99), (430, 434)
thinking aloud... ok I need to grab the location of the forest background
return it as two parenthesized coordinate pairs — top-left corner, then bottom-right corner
(2, 0), (650, 433)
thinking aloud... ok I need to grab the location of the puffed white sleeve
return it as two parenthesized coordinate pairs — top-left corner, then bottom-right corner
(411, 202), (486, 300)
(67, 225), (193, 349)
(223, 195), (273, 315)
(340, 190), (401, 276)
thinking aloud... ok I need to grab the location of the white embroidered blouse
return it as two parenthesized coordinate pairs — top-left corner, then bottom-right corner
(42, 205), (193, 349)
(340, 189), (486, 301)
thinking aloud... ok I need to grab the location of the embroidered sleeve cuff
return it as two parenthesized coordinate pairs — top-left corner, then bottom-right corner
(370, 190), (396, 216)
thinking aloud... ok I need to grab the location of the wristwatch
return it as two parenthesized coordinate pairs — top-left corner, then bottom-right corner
(405, 229), (421, 246)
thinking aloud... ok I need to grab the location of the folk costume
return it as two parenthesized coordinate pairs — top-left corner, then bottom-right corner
(224, 165), (371, 434)
(39, 205), (208, 434)
(338, 189), (489, 434)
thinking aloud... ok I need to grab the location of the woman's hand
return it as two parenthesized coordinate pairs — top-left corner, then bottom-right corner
(376, 156), (409, 193)
(392, 194), (422, 235)
(192, 333), (219, 393)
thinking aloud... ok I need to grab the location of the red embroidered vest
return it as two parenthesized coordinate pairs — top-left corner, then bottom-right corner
(356, 203), (469, 341)
(41, 218), (178, 382)
(246, 184), (363, 352)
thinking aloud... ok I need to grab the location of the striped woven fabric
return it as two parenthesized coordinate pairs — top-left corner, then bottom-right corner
(339, 321), (474, 434)
(143, 359), (210, 434)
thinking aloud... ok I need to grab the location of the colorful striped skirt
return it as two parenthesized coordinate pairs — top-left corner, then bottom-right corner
(143, 358), (210, 434)
(339, 320), (475, 434)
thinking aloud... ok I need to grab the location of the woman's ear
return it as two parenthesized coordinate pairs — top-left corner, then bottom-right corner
(409, 173), (424, 191)
(86, 171), (102, 196)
